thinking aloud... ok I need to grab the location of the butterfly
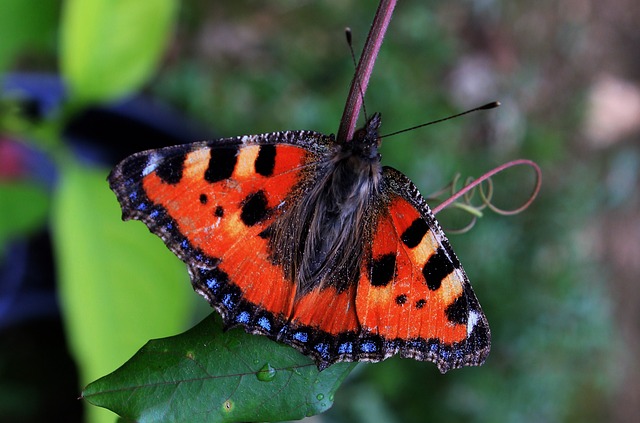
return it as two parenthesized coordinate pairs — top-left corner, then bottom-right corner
(108, 112), (490, 372)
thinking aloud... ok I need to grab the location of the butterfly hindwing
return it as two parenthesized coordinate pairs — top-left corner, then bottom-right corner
(354, 166), (490, 372)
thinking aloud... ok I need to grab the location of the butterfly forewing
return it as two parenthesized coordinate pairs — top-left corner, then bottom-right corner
(109, 132), (331, 333)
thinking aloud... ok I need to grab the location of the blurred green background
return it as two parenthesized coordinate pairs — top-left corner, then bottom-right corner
(1, 0), (638, 422)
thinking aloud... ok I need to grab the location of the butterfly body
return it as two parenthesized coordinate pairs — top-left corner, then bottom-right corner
(109, 112), (490, 372)
(267, 113), (382, 297)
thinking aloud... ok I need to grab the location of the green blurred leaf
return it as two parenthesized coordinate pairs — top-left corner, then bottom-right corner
(0, 0), (58, 71)
(51, 163), (192, 423)
(60, 0), (178, 102)
(83, 313), (355, 422)
(0, 181), (48, 256)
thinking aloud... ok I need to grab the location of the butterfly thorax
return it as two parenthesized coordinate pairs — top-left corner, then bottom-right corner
(267, 114), (384, 298)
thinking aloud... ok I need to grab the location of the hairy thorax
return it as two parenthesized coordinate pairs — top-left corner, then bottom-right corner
(267, 141), (383, 296)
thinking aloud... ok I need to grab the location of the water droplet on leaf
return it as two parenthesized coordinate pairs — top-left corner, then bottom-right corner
(256, 363), (276, 382)
(316, 393), (325, 400)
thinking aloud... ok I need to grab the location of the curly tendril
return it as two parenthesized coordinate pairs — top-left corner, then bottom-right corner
(430, 159), (542, 231)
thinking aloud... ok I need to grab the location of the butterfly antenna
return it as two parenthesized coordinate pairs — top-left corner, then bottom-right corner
(345, 27), (368, 121)
(380, 101), (501, 138)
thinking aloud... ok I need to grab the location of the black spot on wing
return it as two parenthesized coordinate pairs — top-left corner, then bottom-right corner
(422, 247), (455, 291)
(118, 154), (147, 181)
(199, 193), (208, 204)
(468, 315), (490, 350)
(258, 226), (272, 240)
(214, 205), (224, 217)
(444, 292), (469, 324)
(255, 144), (276, 176)
(240, 190), (269, 226)
(156, 153), (186, 184)
(370, 253), (396, 287)
(205, 146), (238, 183)
(401, 218), (429, 248)
(395, 294), (407, 305)
(415, 299), (426, 309)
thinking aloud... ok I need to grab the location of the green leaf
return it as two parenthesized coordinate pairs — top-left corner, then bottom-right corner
(83, 313), (356, 422)
(0, 181), (48, 257)
(51, 163), (192, 423)
(60, 0), (178, 103)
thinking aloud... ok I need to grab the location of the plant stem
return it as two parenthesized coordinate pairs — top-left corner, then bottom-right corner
(337, 0), (396, 143)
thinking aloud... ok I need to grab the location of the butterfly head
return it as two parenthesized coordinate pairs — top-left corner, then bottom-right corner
(349, 112), (382, 162)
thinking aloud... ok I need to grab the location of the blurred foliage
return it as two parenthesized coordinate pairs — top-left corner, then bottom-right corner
(0, 182), (48, 257)
(61, 0), (178, 102)
(1, 0), (636, 422)
(51, 162), (191, 423)
(2, 1), (192, 423)
(0, 0), (59, 70)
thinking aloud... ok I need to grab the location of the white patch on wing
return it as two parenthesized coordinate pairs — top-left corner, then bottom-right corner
(143, 153), (162, 176)
(467, 310), (480, 336)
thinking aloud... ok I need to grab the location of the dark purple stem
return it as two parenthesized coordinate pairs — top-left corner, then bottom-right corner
(337, 0), (397, 143)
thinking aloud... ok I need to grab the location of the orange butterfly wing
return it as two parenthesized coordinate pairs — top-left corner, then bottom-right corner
(109, 132), (332, 336)
(355, 167), (490, 372)
(276, 167), (491, 372)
